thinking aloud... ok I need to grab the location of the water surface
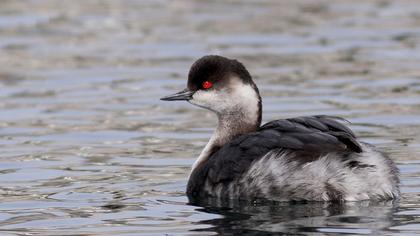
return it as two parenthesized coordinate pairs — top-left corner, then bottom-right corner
(0, 0), (420, 235)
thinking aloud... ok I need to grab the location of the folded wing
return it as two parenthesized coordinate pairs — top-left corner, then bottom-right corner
(187, 115), (362, 198)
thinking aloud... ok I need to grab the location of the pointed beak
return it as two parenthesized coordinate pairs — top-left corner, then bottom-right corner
(160, 88), (194, 101)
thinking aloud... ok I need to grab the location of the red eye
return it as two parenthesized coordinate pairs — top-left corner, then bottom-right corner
(202, 81), (213, 89)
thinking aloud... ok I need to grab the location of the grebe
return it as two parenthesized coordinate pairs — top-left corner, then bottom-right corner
(161, 55), (399, 202)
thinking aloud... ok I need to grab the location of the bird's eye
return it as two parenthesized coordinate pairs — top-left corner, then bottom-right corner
(202, 81), (213, 89)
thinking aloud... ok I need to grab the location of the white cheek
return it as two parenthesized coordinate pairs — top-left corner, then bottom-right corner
(188, 78), (259, 118)
(190, 90), (231, 112)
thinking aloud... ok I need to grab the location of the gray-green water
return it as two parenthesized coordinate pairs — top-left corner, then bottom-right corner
(0, 0), (420, 235)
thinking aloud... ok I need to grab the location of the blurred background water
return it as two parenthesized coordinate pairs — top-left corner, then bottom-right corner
(0, 0), (419, 235)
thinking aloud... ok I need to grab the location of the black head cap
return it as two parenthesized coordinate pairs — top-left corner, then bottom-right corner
(187, 55), (254, 91)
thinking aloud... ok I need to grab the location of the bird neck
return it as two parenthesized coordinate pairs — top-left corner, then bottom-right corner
(213, 111), (260, 145)
(192, 87), (262, 171)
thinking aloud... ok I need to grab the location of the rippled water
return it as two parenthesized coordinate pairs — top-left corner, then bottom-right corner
(0, 0), (420, 235)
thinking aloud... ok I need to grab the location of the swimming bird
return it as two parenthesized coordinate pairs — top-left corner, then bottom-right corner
(161, 55), (399, 202)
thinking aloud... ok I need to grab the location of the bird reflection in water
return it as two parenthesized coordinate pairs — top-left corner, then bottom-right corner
(190, 198), (397, 235)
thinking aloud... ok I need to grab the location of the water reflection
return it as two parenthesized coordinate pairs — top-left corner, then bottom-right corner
(193, 200), (397, 235)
